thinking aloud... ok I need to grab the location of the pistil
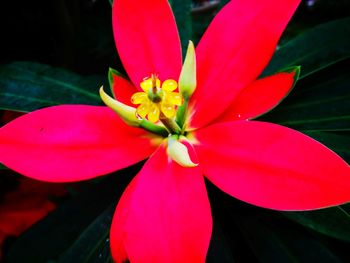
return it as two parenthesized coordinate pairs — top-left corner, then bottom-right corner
(160, 113), (181, 134)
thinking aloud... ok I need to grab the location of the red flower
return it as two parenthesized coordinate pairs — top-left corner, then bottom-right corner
(1, 0), (349, 262)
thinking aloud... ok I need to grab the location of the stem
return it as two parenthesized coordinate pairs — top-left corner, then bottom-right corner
(176, 95), (189, 129)
(139, 120), (169, 137)
(160, 114), (182, 134)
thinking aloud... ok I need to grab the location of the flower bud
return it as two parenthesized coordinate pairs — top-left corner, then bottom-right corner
(179, 41), (197, 98)
(99, 86), (141, 127)
(167, 135), (198, 167)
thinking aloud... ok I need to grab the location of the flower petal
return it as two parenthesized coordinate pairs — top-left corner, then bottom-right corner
(189, 0), (301, 129)
(194, 121), (350, 210)
(110, 145), (212, 262)
(111, 73), (138, 107)
(0, 105), (157, 182)
(112, 0), (182, 86)
(218, 69), (299, 122)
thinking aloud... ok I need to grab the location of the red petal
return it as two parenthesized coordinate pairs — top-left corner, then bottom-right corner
(110, 145), (212, 262)
(111, 73), (138, 107)
(218, 70), (297, 122)
(0, 105), (157, 182)
(189, 0), (301, 129)
(194, 121), (350, 210)
(112, 0), (182, 86)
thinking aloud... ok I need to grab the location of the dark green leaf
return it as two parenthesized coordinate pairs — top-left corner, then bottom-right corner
(236, 212), (344, 263)
(169, 0), (193, 58)
(0, 163), (8, 169)
(207, 219), (236, 263)
(303, 131), (350, 163)
(264, 17), (350, 78)
(58, 205), (115, 263)
(0, 62), (104, 112)
(283, 204), (350, 242)
(235, 215), (298, 263)
(260, 63), (350, 131)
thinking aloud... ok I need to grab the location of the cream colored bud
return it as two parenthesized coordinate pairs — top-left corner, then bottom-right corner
(166, 136), (198, 167)
(179, 41), (197, 98)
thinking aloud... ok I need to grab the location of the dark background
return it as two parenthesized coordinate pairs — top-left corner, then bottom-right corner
(0, 0), (350, 262)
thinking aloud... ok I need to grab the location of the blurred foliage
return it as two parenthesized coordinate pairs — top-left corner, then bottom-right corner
(0, 0), (350, 262)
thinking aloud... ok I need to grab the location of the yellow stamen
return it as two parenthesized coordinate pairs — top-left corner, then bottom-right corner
(136, 102), (150, 119)
(131, 76), (183, 123)
(148, 105), (160, 123)
(162, 79), (178, 92)
(131, 92), (148, 104)
(165, 92), (183, 106)
(140, 75), (160, 92)
(161, 103), (176, 118)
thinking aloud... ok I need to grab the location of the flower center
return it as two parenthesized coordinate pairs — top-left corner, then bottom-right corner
(131, 74), (183, 123)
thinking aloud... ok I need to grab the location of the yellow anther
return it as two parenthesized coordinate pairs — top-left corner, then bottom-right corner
(166, 92), (183, 106)
(131, 92), (148, 104)
(162, 79), (178, 92)
(131, 75), (183, 123)
(161, 103), (176, 118)
(148, 105), (160, 123)
(140, 76), (160, 92)
(136, 103), (150, 119)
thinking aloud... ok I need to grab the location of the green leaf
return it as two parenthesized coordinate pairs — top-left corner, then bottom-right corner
(235, 215), (298, 262)
(264, 17), (350, 78)
(260, 64), (350, 131)
(206, 220), (236, 263)
(169, 0), (193, 58)
(0, 163), (8, 169)
(0, 61), (104, 112)
(283, 204), (350, 242)
(236, 212), (344, 263)
(57, 205), (115, 263)
(191, 3), (219, 45)
(303, 131), (350, 163)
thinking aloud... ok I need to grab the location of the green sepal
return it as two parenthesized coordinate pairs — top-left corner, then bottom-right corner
(99, 86), (140, 126)
(100, 87), (168, 137)
(140, 120), (169, 137)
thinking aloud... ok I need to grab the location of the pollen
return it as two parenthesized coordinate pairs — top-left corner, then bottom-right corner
(131, 74), (183, 123)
